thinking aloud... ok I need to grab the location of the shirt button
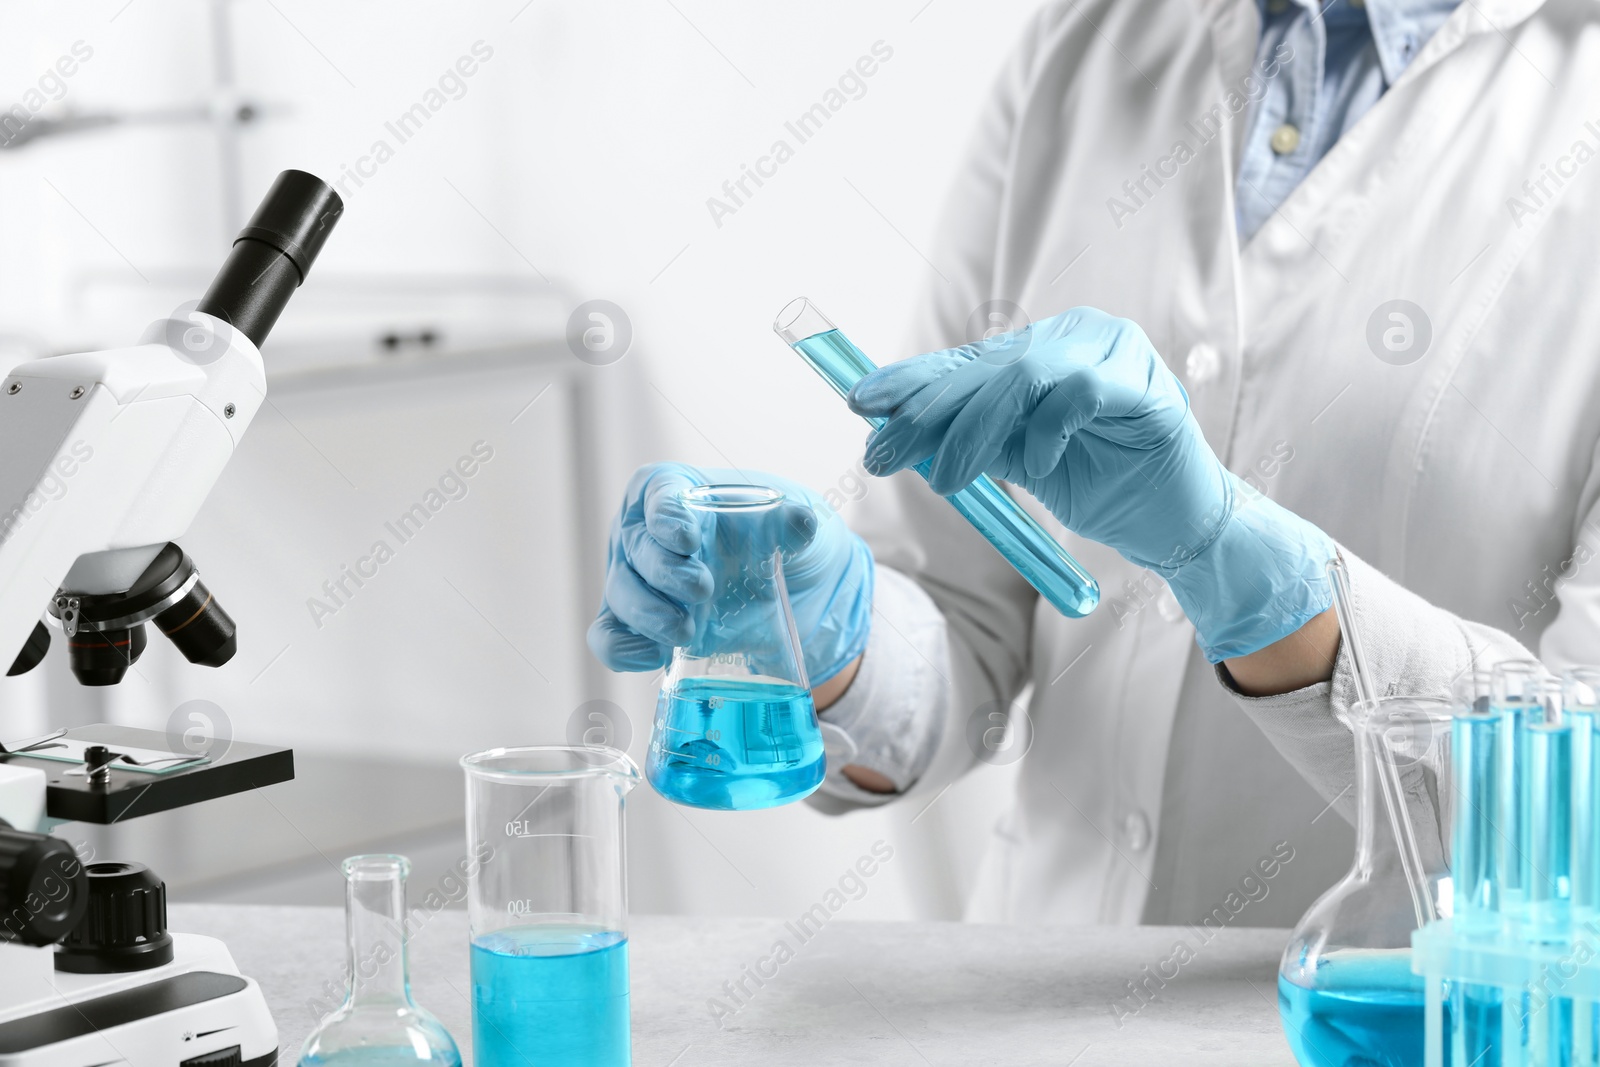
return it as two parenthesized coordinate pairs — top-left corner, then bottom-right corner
(1348, 0), (1365, 8)
(1122, 810), (1152, 852)
(1270, 123), (1301, 155)
(1266, 0), (1288, 11)
(1184, 342), (1220, 384)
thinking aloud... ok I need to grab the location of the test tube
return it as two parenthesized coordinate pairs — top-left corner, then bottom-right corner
(773, 298), (1100, 618)
(1451, 669), (1504, 936)
(1494, 660), (1547, 921)
(1518, 677), (1570, 942)
(1569, 670), (1600, 911)
(1567, 668), (1600, 1067)
(1448, 674), (1506, 1067)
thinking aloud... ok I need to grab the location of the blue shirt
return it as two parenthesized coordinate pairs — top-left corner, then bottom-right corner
(1236, 0), (1461, 239)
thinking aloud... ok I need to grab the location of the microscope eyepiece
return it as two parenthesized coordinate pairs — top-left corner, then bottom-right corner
(195, 169), (343, 348)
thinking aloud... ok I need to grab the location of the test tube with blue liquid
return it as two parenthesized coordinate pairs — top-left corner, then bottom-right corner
(1494, 661), (1551, 925)
(773, 298), (1100, 619)
(1497, 664), (1572, 1066)
(1519, 678), (1572, 942)
(1448, 670), (1508, 1067)
(1567, 668), (1600, 1066)
(1451, 669), (1504, 935)
(461, 747), (638, 1067)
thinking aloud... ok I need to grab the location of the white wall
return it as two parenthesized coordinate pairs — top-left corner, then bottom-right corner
(0, 0), (1040, 921)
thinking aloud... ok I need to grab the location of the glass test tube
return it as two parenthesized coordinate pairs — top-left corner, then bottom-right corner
(1451, 669), (1504, 936)
(1567, 669), (1600, 1067)
(773, 298), (1100, 618)
(1569, 669), (1600, 916)
(1494, 660), (1547, 921)
(1519, 679), (1571, 942)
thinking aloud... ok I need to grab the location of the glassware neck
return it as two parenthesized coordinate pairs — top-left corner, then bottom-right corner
(343, 855), (414, 1007)
(1351, 721), (1381, 874)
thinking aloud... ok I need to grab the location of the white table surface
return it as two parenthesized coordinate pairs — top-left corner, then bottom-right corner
(172, 904), (1299, 1066)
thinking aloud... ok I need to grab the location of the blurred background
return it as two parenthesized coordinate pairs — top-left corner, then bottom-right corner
(0, 0), (1043, 921)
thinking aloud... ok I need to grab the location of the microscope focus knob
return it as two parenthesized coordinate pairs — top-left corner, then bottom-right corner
(0, 827), (89, 947)
(54, 861), (174, 973)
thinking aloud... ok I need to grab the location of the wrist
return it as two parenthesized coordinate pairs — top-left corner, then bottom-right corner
(813, 653), (863, 711)
(1223, 607), (1340, 695)
(1162, 476), (1335, 663)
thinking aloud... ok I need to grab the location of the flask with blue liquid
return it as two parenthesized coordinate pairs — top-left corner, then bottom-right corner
(297, 855), (462, 1067)
(1277, 697), (1455, 1067)
(646, 483), (826, 811)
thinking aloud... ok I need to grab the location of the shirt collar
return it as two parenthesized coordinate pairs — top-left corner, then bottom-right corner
(1258, 0), (1463, 86)
(1361, 0), (1463, 84)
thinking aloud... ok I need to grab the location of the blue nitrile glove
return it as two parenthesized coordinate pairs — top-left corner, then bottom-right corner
(849, 307), (1333, 662)
(587, 463), (874, 685)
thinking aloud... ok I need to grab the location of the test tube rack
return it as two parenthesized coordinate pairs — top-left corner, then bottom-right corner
(1413, 665), (1600, 1067)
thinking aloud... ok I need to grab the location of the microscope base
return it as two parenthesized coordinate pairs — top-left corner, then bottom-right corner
(0, 933), (278, 1067)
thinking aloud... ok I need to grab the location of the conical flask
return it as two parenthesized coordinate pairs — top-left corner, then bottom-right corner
(1278, 697), (1455, 1067)
(646, 483), (825, 810)
(299, 855), (462, 1067)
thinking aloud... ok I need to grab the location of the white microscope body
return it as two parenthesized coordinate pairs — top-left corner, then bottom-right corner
(0, 311), (263, 664)
(0, 170), (342, 1067)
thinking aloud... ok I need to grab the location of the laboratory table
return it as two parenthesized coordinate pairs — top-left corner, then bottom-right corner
(173, 904), (1298, 1066)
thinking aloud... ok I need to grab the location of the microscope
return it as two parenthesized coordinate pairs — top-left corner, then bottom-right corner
(0, 170), (341, 1067)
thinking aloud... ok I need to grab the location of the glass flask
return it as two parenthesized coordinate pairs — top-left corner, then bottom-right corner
(461, 746), (639, 1067)
(1279, 697), (1455, 1067)
(646, 483), (826, 810)
(298, 855), (462, 1067)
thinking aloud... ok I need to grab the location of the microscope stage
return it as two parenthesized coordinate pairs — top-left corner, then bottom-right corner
(0, 725), (293, 825)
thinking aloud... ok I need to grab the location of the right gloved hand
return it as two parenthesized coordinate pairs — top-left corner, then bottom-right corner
(849, 306), (1334, 662)
(587, 463), (874, 685)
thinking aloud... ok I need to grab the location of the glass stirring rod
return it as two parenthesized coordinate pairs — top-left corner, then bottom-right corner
(773, 298), (1099, 618)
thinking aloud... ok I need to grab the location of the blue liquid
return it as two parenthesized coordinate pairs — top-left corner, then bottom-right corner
(1571, 712), (1600, 911)
(790, 328), (1098, 617)
(1278, 952), (1432, 1067)
(1521, 720), (1573, 938)
(1450, 983), (1502, 1067)
(301, 1048), (460, 1067)
(470, 926), (630, 1067)
(1498, 703), (1528, 909)
(1452, 710), (1505, 932)
(648, 677), (824, 810)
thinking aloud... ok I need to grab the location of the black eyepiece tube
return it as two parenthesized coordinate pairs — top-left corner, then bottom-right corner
(195, 169), (343, 348)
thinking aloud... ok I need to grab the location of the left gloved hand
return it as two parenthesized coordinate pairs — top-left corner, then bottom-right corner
(849, 306), (1334, 662)
(587, 463), (873, 685)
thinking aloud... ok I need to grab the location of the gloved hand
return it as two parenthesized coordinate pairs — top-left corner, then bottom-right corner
(587, 463), (874, 684)
(849, 307), (1333, 662)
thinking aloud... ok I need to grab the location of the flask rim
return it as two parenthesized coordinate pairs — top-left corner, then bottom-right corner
(342, 853), (410, 881)
(680, 483), (785, 512)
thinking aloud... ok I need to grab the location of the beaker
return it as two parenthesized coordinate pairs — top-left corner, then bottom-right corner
(461, 746), (639, 1067)
(297, 855), (462, 1067)
(1279, 697), (1455, 1067)
(646, 483), (826, 811)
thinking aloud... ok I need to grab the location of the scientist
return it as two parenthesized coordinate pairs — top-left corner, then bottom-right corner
(592, 0), (1600, 926)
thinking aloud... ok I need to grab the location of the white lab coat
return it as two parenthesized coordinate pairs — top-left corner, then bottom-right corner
(840, 0), (1600, 925)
